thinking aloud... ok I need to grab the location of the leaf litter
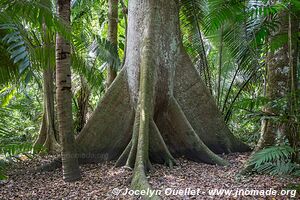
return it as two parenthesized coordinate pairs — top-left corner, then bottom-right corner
(0, 153), (299, 199)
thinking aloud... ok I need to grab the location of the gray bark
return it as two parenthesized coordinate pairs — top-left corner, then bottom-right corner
(75, 0), (249, 196)
(34, 68), (61, 154)
(34, 11), (60, 153)
(75, 76), (90, 133)
(256, 10), (299, 151)
(56, 0), (81, 182)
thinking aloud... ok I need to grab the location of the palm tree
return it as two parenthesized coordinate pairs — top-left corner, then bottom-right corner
(56, 0), (81, 182)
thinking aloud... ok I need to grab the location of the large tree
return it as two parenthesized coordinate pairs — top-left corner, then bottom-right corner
(56, 0), (81, 182)
(73, 0), (249, 194)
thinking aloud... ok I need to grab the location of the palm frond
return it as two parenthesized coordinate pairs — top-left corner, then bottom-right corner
(89, 36), (121, 71)
(249, 145), (300, 176)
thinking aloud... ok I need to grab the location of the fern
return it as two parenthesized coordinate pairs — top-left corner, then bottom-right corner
(0, 143), (34, 157)
(249, 145), (300, 176)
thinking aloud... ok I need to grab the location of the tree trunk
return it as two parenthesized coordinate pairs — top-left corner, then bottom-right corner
(106, 0), (118, 87)
(217, 25), (224, 107)
(34, 68), (61, 154)
(286, 10), (299, 159)
(34, 112), (47, 150)
(240, 7), (300, 175)
(34, 3), (60, 154)
(75, 0), (248, 195)
(56, 0), (81, 182)
(255, 10), (299, 152)
(75, 76), (90, 133)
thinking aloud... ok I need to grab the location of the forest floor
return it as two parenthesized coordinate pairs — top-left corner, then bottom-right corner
(0, 153), (299, 200)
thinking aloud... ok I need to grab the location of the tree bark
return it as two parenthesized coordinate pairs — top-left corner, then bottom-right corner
(286, 10), (299, 158)
(255, 10), (299, 152)
(34, 112), (47, 150)
(56, 0), (81, 182)
(75, 76), (90, 133)
(75, 0), (248, 195)
(34, 68), (61, 154)
(34, 2), (60, 154)
(106, 0), (118, 87)
(241, 7), (300, 175)
(217, 25), (224, 107)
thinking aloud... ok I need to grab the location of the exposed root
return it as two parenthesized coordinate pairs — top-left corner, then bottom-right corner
(131, 165), (160, 200)
(125, 110), (140, 168)
(115, 96), (228, 199)
(76, 69), (134, 161)
(34, 112), (61, 154)
(174, 52), (250, 153)
(115, 140), (132, 167)
(115, 110), (140, 168)
(166, 97), (228, 166)
(43, 130), (61, 154)
(34, 131), (61, 155)
(124, 104), (157, 198)
(149, 119), (176, 167)
(131, 107), (159, 199)
(33, 113), (47, 152)
(35, 157), (62, 172)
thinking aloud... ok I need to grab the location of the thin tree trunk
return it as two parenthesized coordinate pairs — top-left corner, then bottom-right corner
(37, 68), (61, 154)
(217, 25), (223, 107)
(34, 112), (47, 150)
(75, 76), (90, 133)
(241, 8), (300, 175)
(106, 0), (118, 87)
(34, 3), (60, 153)
(56, 0), (81, 182)
(33, 69), (59, 155)
(191, 1), (212, 94)
(120, 0), (128, 67)
(286, 10), (299, 161)
(255, 11), (299, 152)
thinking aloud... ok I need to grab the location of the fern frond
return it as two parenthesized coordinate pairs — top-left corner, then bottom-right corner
(249, 145), (299, 176)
